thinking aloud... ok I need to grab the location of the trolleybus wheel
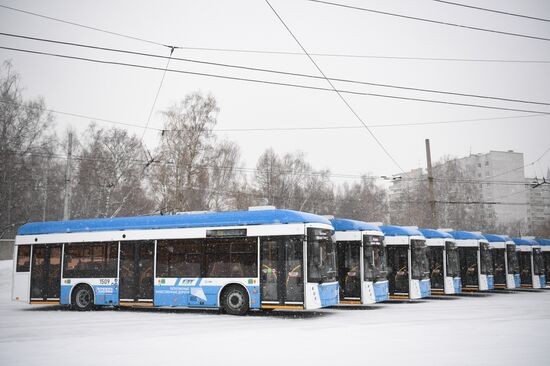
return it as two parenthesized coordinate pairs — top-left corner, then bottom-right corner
(72, 284), (94, 311)
(221, 285), (249, 316)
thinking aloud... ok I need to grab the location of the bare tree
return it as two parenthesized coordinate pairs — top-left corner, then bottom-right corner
(0, 60), (60, 237)
(71, 124), (154, 218)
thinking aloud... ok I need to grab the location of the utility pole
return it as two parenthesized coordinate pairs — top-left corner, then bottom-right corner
(63, 132), (73, 220)
(425, 139), (437, 228)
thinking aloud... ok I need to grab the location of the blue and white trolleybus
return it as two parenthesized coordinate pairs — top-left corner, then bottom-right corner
(484, 234), (519, 289)
(330, 218), (389, 304)
(448, 231), (494, 291)
(535, 238), (550, 288)
(512, 237), (545, 289)
(379, 226), (431, 299)
(11, 208), (339, 315)
(419, 228), (461, 295)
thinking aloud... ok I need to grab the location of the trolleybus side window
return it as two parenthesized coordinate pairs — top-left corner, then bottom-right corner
(204, 238), (258, 278)
(63, 242), (118, 278)
(156, 240), (202, 277)
(368, 236), (387, 281)
(307, 228), (336, 283)
(16, 245), (31, 272)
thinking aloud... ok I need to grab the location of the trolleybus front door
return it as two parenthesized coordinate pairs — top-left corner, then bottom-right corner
(119, 241), (154, 304)
(427, 246), (444, 291)
(386, 246), (409, 296)
(260, 236), (304, 307)
(459, 247), (479, 289)
(492, 249), (506, 287)
(336, 242), (361, 301)
(519, 252), (533, 286)
(30, 244), (62, 302)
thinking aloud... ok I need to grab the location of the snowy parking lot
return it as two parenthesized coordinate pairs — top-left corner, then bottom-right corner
(0, 259), (549, 366)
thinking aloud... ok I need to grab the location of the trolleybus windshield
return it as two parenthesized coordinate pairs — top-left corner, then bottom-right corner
(445, 242), (460, 277)
(307, 228), (337, 283)
(411, 240), (430, 280)
(364, 235), (387, 282)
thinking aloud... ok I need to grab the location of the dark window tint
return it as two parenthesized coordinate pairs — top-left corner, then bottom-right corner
(16, 245), (31, 272)
(307, 228), (337, 283)
(507, 245), (519, 274)
(459, 247), (479, 287)
(63, 242), (118, 278)
(492, 249), (506, 284)
(446, 242), (460, 277)
(533, 249), (544, 275)
(205, 238), (258, 278)
(480, 243), (493, 275)
(411, 240), (429, 280)
(427, 246), (444, 289)
(157, 240), (202, 277)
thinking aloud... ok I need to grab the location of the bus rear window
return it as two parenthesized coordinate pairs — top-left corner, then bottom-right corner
(16, 245), (31, 272)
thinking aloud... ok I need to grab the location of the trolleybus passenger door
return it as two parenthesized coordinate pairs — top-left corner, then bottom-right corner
(30, 244), (62, 302)
(386, 246), (409, 295)
(459, 247), (479, 288)
(519, 252), (533, 286)
(492, 249), (506, 286)
(260, 237), (304, 306)
(336, 242), (361, 300)
(119, 241), (154, 304)
(427, 247), (444, 291)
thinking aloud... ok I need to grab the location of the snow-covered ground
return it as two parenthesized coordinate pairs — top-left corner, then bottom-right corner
(0, 259), (549, 366)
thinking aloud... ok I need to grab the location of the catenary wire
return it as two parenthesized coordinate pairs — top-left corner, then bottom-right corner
(307, 0), (550, 42)
(266, 0), (401, 173)
(2, 32), (549, 106)
(0, 3), (174, 48)
(1, 99), (546, 135)
(3, 4), (550, 63)
(433, 1), (550, 23)
(3, 45), (550, 115)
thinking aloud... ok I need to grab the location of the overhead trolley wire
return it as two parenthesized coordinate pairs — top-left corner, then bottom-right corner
(1, 99), (545, 136)
(2, 32), (550, 107)
(433, 1), (550, 23)
(2, 45), (550, 116)
(264, 0), (405, 173)
(0, 3), (175, 49)
(3, 4), (549, 63)
(307, 0), (550, 42)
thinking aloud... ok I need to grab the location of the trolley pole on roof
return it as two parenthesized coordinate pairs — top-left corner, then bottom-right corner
(425, 139), (437, 228)
(63, 132), (73, 221)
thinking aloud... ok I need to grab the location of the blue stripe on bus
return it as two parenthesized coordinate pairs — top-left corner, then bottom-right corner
(419, 279), (431, 298)
(454, 278), (462, 294)
(373, 281), (389, 302)
(318, 282), (339, 307)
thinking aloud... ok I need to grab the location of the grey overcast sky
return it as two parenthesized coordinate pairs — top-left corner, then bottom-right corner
(1, 0), (549, 183)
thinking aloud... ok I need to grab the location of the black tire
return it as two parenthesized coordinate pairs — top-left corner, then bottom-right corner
(71, 284), (94, 311)
(221, 285), (249, 316)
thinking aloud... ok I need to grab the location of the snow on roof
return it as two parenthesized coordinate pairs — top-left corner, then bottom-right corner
(330, 218), (382, 232)
(380, 225), (424, 237)
(512, 237), (539, 246)
(483, 234), (512, 243)
(419, 228), (453, 239)
(448, 231), (486, 240)
(17, 209), (332, 236)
